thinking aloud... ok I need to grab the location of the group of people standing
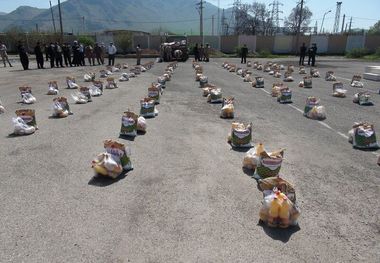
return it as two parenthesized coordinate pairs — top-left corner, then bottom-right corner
(193, 43), (210, 62)
(299, 42), (318, 66)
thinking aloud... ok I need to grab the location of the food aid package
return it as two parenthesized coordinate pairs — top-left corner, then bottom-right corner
(47, 81), (59, 95)
(84, 72), (95, 82)
(202, 84), (216, 97)
(325, 71), (336, 81)
(71, 90), (88, 104)
(137, 116), (147, 133)
(310, 68), (320, 78)
(304, 97), (326, 120)
(242, 143), (284, 178)
(157, 76), (166, 88)
(13, 109), (37, 135)
(91, 140), (133, 179)
(255, 77), (264, 88)
(99, 69), (109, 78)
(199, 75), (208, 87)
(220, 97), (234, 119)
(351, 75), (364, 88)
(105, 77), (118, 89)
(283, 71), (294, 82)
(119, 73), (129, 82)
(79, 86), (92, 102)
(259, 190), (300, 228)
(52, 97), (71, 118)
(271, 82), (284, 97)
(348, 122), (379, 149)
(66, 77), (79, 89)
(120, 111), (138, 137)
(332, 82), (347, 98)
(228, 122), (252, 148)
(148, 85), (160, 104)
(258, 176), (296, 203)
(19, 86), (36, 104)
(277, 87), (292, 103)
(140, 98), (158, 118)
(89, 84), (103, 97)
(299, 67), (306, 74)
(353, 92), (372, 106)
(207, 88), (223, 103)
(0, 98), (4, 113)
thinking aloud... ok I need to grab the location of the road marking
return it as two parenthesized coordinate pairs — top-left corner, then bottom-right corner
(260, 89), (271, 95)
(288, 104), (304, 113)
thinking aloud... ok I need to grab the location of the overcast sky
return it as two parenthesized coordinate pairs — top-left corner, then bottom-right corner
(0, 0), (378, 31)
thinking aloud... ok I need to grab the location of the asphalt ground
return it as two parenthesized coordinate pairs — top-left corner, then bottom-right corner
(0, 57), (379, 262)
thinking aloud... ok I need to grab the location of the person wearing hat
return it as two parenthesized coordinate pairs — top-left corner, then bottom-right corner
(107, 42), (117, 66)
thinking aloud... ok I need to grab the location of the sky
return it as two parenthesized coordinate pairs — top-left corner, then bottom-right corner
(0, 0), (379, 31)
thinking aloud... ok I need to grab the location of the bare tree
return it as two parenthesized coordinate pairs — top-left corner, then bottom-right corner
(284, 5), (312, 34)
(233, 2), (273, 35)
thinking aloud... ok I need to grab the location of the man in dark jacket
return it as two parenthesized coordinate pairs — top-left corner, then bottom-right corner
(47, 43), (56, 68)
(62, 43), (72, 67)
(17, 41), (29, 70)
(34, 42), (44, 69)
(193, 43), (199, 62)
(94, 43), (103, 65)
(311, 43), (317, 66)
(299, 42), (307, 66)
(72, 41), (80, 67)
(241, 44), (248, 64)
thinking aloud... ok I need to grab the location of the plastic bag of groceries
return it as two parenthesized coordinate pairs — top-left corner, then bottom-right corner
(120, 110), (138, 137)
(254, 76), (264, 88)
(271, 82), (284, 97)
(80, 86), (92, 102)
(19, 86), (36, 104)
(310, 68), (320, 78)
(325, 71), (336, 81)
(148, 85), (160, 104)
(140, 98), (158, 118)
(99, 69), (109, 78)
(244, 74), (252, 82)
(304, 97), (326, 120)
(0, 98), (4, 113)
(207, 88), (223, 103)
(47, 81), (59, 95)
(228, 122), (252, 148)
(92, 80), (104, 91)
(247, 61), (252, 67)
(277, 87), (292, 103)
(259, 189), (300, 228)
(52, 97), (71, 118)
(137, 116), (147, 133)
(299, 66), (306, 74)
(71, 89), (89, 104)
(13, 109), (37, 135)
(351, 75), (364, 88)
(332, 82), (347, 98)
(302, 76), (312, 88)
(66, 77), (80, 89)
(202, 84), (216, 97)
(283, 71), (294, 82)
(348, 122), (379, 149)
(237, 68), (243, 75)
(119, 73), (129, 82)
(258, 176), (296, 203)
(158, 76), (166, 88)
(199, 75), (208, 87)
(287, 65), (294, 72)
(91, 140), (133, 179)
(84, 72), (95, 82)
(353, 92), (372, 106)
(105, 77), (118, 89)
(242, 143), (284, 178)
(273, 71), (282, 78)
(220, 97), (234, 119)
(89, 83), (102, 97)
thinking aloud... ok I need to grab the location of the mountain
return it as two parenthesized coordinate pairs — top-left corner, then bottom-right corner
(0, 12), (7, 15)
(0, 6), (46, 31)
(0, 0), (232, 35)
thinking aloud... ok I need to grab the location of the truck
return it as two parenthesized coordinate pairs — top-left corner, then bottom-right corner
(160, 35), (189, 62)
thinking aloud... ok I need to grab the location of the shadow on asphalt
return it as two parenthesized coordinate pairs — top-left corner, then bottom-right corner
(118, 134), (136, 141)
(88, 170), (132, 187)
(258, 221), (301, 243)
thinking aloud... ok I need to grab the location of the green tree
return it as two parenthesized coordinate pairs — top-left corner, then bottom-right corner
(368, 20), (380, 35)
(114, 32), (133, 54)
(78, 35), (95, 46)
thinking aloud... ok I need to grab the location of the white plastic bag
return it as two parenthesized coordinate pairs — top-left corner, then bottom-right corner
(12, 117), (36, 135)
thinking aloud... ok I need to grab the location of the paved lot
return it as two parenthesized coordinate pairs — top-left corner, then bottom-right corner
(0, 57), (379, 262)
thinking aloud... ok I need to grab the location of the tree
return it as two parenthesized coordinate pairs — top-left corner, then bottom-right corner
(250, 2), (273, 35)
(114, 32), (132, 54)
(368, 20), (380, 35)
(284, 5), (313, 34)
(232, 2), (272, 35)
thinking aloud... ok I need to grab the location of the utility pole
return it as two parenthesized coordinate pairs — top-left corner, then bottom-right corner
(348, 17), (352, 33)
(333, 2), (342, 34)
(217, 0), (220, 35)
(82, 16), (85, 33)
(212, 15), (215, 36)
(196, 0), (204, 45)
(58, 0), (64, 41)
(49, 0), (56, 33)
(269, 1), (283, 35)
(295, 0), (304, 54)
(341, 14), (345, 34)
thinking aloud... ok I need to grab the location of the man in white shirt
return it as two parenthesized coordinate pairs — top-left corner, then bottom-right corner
(107, 42), (117, 66)
(0, 41), (12, 67)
